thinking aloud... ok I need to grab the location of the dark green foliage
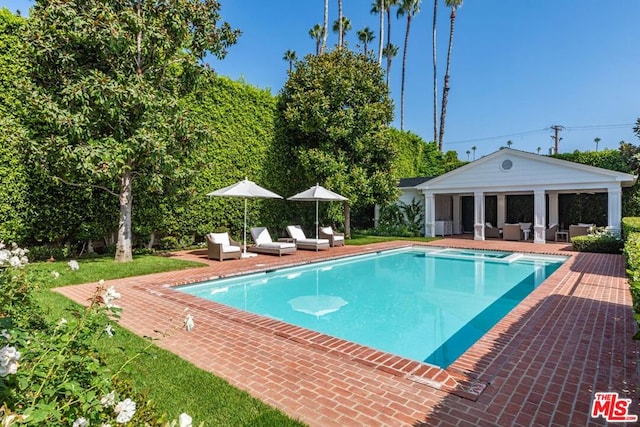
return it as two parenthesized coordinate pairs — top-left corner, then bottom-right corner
(623, 231), (640, 338)
(271, 49), (397, 231)
(376, 198), (424, 237)
(571, 232), (623, 253)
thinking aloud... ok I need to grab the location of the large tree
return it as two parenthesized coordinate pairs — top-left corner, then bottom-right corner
(309, 24), (324, 55)
(438, 0), (463, 151)
(397, 0), (421, 131)
(332, 16), (352, 50)
(275, 50), (397, 236)
(321, 0), (329, 54)
(357, 26), (375, 56)
(432, 0), (438, 143)
(24, 0), (239, 262)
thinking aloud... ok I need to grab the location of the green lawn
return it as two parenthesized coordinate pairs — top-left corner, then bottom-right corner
(30, 255), (306, 426)
(346, 234), (439, 245)
(28, 254), (205, 288)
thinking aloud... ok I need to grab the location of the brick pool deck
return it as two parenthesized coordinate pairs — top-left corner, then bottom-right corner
(55, 238), (639, 426)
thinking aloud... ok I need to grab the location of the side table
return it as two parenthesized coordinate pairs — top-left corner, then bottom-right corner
(555, 231), (569, 242)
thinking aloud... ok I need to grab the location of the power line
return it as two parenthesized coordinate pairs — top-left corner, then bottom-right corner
(445, 123), (634, 145)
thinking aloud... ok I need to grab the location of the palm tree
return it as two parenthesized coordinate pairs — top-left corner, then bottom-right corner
(309, 24), (324, 56)
(438, 0), (463, 152)
(397, 0), (421, 131)
(321, 0), (329, 54)
(382, 43), (399, 88)
(337, 0), (344, 49)
(594, 137), (601, 151)
(283, 49), (297, 73)
(537, 146), (541, 155)
(432, 0), (438, 143)
(466, 150), (470, 161)
(371, 0), (385, 65)
(506, 140), (513, 148)
(333, 17), (352, 49)
(357, 27), (375, 55)
(471, 145), (476, 160)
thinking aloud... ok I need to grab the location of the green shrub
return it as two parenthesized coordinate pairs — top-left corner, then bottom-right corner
(571, 232), (623, 253)
(26, 245), (73, 262)
(159, 236), (180, 250)
(622, 217), (640, 240)
(623, 231), (640, 338)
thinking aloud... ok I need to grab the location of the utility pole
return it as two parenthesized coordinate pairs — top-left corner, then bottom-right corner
(550, 125), (564, 154)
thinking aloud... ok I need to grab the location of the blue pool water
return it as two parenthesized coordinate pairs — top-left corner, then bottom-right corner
(177, 247), (566, 368)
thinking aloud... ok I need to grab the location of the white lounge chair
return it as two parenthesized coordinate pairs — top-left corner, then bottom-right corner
(248, 227), (296, 256)
(286, 225), (330, 251)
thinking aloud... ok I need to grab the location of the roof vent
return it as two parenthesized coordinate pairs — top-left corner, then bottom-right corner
(500, 159), (513, 171)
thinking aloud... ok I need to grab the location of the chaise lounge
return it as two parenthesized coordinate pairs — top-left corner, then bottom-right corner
(286, 225), (330, 251)
(248, 227), (297, 256)
(206, 232), (242, 261)
(318, 226), (345, 247)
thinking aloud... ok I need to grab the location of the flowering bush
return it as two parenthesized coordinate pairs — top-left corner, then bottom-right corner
(0, 245), (196, 425)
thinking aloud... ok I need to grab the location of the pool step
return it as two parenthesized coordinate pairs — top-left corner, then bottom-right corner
(502, 253), (523, 263)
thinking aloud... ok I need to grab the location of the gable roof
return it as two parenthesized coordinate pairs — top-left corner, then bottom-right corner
(399, 177), (433, 188)
(413, 148), (636, 192)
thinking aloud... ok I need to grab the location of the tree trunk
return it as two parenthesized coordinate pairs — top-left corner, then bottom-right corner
(432, 0), (438, 144)
(321, 0), (329, 54)
(115, 168), (133, 262)
(438, 7), (456, 152)
(378, 2), (384, 65)
(343, 201), (351, 239)
(338, 0), (343, 49)
(400, 15), (411, 131)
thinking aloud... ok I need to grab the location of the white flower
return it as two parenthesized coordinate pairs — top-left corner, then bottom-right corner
(0, 329), (10, 341)
(114, 398), (136, 424)
(100, 391), (116, 408)
(73, 417), (88, 427)
(8, 256), (21, 267)
(105, 324), (114, 338)
(103, 286), (121, 308)
(57, 318), (68, 328)
(179, 413), (192, 427)
(51, 271), (60, 279)
(101, 424), (112, 427)
(184, 314), (195, 332)
(99, 279), (105, 286)
(0, 345), (21, 377)
(68, 260), (80, 271)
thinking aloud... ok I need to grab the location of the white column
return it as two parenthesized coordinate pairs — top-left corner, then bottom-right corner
(607, 186), (622, 235)
(474, 191), (485, 240)
(548, 191), (559, 227)
(452, 195), (461, 234)
(533, 189), (546, 244)
(424, 192), (436, 237)
(497, 193), (506, 227)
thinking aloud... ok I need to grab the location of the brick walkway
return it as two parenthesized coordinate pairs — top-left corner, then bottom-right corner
(54, 238), (640, 426)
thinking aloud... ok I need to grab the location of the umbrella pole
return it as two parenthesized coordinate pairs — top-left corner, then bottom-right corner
(315, 199), (319, 240)
(243, 198), (248, 256)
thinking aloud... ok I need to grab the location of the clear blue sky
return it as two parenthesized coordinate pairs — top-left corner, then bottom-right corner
(3, 0), (639, 159)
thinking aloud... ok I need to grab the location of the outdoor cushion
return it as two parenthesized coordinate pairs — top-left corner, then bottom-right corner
(253, 228), (273, 245)
(287, 225), (306, 241)
(320, 226), (333, 235)
(485, 222), (493, 228)
(209, 232), (230, 247)
(221, 245), (241, 253)
(258, 241), (296, 249)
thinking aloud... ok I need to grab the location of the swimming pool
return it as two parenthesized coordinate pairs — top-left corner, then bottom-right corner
(177, 247), (566, 368)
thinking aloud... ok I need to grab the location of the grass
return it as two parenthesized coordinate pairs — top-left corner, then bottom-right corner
(29, 255), (306, 426)
(27, 254), (205, 288)
(346, 234), (439, 245)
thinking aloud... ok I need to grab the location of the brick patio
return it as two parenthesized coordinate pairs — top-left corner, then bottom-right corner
(54, 238), (640, 426)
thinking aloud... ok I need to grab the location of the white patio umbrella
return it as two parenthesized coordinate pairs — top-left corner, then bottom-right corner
(287, 184), (348, 239)
(207, 178), (282, 258)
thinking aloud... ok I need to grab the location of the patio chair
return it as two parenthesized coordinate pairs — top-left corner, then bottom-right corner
(247, 227), (296, 256)
(502, 223), (522, 241)
(318, 226), (345, 247)
(286, 225), (330, 251)
(545, 224), (558, 241)
(569, 223), (594, 241)
(206, 232), (242, 261)
(484, 222), (502, 239)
